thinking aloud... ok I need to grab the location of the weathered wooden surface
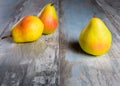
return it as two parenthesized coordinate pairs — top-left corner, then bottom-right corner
(0, 0), (120, 86)
(59, 0), (120, 86)
(0, 0), (59, 86)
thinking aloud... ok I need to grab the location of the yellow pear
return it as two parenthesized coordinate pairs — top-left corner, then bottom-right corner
(79, 14), (112, 56)
(2, 15), (44, 43)
(38, 3), (58, 34)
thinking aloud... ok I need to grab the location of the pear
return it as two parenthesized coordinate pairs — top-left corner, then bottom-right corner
(38, 3), (58, 34)
(2, 15), (44, 43)
(79, 14), (112, 56)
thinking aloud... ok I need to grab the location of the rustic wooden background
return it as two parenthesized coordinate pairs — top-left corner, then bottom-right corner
(0, 0), (120, 86)
(60, 0), (120, 86)
(0, 0), (59, 86)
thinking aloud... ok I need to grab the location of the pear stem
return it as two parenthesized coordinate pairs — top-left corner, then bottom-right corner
(51, 3), (54, 6)
(93, 13), (96, 17)
(1, 35), (12, 39)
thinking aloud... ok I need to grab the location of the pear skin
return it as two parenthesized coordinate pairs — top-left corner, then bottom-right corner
(38, 3), (58, 34)
(79, 14), (112, 56)
(11, 15), (44, 43)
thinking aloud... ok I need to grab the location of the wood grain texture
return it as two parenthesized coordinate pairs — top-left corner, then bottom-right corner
(0, 0), (59, 86)
(0, 0), (120, 86)
(59, 0), (120, 86)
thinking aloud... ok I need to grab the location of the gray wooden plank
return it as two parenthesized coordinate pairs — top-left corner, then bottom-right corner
(0, 0), (59, 86)
(0, 0), (25, 36)
(59, 0), (120, 86)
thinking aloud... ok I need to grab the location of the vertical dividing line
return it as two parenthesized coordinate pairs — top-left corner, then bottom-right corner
(58, 0), (67, 86)
(58, 0), (62, 86)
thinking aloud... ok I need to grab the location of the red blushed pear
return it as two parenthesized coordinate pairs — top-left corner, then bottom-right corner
(78, 13), (112, 56)
(2, 15), (44, 43)
(38, 3), (58, 34)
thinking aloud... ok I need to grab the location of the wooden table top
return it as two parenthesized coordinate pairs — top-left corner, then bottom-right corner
(0, 0), (120, 86)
